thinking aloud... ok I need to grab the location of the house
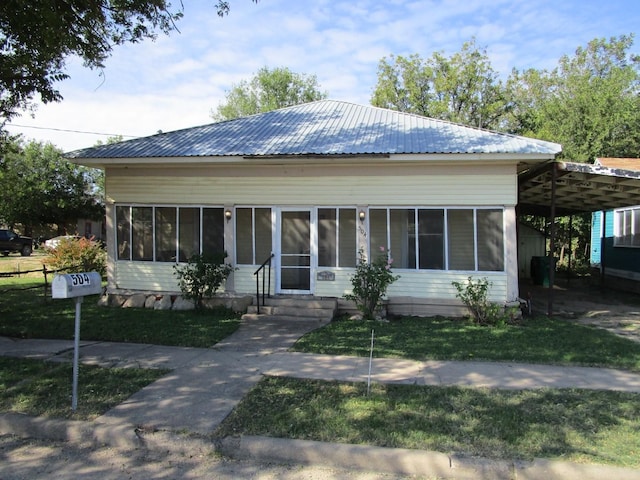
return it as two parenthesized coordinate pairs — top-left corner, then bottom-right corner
(67, 100), (562, 316)
(590, 158), (640, 293)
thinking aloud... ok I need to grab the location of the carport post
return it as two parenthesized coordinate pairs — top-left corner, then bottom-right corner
(547, 162), (557, 316)
(600, 210), (607, 286)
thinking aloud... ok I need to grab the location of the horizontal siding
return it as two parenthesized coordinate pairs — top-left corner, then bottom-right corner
(386, 271), (508, 302)
(234, 266), (508, 302)
(114, 262), (179, 292)
(114, 262), (229, 293)
(234, 265), (275, 296)
(106, 164), (516, 207)
(315, 269), (353, 297)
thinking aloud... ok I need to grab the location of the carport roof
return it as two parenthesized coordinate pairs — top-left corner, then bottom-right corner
(518, 159), (640, 217)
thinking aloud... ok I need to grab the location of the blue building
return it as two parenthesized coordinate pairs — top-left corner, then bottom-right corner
(590, 158), (640, 293)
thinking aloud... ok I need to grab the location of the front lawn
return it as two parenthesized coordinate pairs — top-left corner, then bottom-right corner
(215, 376), (640, 468)
(0, 279), (241, 347)
(292, 316), (640, 372)
(0, 357), (168, 420)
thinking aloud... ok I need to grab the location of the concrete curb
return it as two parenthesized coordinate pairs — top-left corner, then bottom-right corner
(0, 412), (140, 449)
(217, 435), (640, 480)
(2, 413), (640, 480)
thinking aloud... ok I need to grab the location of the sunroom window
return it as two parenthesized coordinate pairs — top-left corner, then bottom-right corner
(368, 207), (504, 272)
(116, 205), (225, 262)
(235, 207), (272, 265)
(318, 208), (357, 267)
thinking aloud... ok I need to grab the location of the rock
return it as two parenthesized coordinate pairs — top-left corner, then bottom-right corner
(154, 295), (173, 310)
(97, 294), (110, 307)
(230, 296), (253, 313)
(108, 294), (127, 307)
(201, 295), (253, 312)
(122, 293), (147, 308)
(144, 295), (157, 309)
(172, 296), (195, 311)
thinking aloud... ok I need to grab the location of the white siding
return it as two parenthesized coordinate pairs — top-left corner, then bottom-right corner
(386, 270), (507, 302)
(106, 164), (517, 207)
(113, 262), (178, 292)
(105, 161), (517, 305)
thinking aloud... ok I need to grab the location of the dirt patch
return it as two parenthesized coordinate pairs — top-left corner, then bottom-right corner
(523, 278), (640, 344)
(0, 435), (413, 480)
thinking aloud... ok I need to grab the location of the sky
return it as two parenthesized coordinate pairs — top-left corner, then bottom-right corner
(4, 0), (640, 152)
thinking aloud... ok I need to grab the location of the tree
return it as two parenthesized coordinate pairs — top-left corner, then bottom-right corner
(0, 0), (257, 130)
(0, 138), (103, 234)
(507, 35), (640, 161)
(211, 66), (328, 121)
(507, 35), (640, 273)
(371, 39), (511, 130)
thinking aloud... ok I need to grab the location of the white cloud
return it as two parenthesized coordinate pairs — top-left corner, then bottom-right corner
(6, 0), (639, 152)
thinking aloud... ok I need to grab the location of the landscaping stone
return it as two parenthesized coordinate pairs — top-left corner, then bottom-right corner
(107, 294), (127, 308)
(144, 295), (157, 309)
(96, 294), (109, 307)
(122, 293), (147, 309)
(172, 296), (195, 311)
(202, 295), (252, 312)
(154, 295), (173, 310)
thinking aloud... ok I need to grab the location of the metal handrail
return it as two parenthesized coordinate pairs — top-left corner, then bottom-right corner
(253, 253), (274, 314)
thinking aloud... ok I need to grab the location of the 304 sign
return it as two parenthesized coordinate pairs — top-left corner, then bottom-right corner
(51, 272), (102, 299)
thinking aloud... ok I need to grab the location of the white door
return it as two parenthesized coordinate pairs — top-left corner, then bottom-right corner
(277, 209), (314, 294)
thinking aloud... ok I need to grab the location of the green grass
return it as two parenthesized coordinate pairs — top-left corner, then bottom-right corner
(292, 315), (640, 372)
(0, 357), (168, 420)
(215, 376), (640, 468)
(0, 279), (241, 347)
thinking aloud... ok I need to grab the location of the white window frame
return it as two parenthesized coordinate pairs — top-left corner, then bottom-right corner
(614, 206), (640, 247)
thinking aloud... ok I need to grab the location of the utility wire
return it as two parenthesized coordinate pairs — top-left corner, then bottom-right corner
(7, 123), (139, 138)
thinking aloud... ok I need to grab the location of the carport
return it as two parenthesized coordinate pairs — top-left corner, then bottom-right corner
(517, 159), (640, 315)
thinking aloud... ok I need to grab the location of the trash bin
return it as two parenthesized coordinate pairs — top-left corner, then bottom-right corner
(531, 256), (551, 287)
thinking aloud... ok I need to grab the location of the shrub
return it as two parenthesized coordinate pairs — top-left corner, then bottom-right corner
(173, 253), (235, 310)
(345, 247), (400, 319)
(45, 236), (106, 277)
(452, 276), (518, 327)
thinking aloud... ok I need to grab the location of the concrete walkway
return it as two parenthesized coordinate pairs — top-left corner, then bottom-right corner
(1, 317), (640, 479)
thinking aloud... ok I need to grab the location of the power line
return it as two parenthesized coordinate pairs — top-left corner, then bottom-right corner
(7, 123), (139, 138)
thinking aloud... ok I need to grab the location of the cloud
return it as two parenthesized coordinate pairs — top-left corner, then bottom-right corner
(5, 0), (639, 151)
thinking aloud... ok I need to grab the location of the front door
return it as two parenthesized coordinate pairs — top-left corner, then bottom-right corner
(278, 209), (312, 294)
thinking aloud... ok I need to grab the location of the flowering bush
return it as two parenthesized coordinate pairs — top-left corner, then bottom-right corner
(44, 236), (106, 277)
(344, 247), (400, 319)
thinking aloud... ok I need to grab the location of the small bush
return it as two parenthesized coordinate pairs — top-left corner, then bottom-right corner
(452, 276), (517, 327)
(45, 236), (106, 277)
(345, 247), (400, 319)
(173, 253), (235, 310)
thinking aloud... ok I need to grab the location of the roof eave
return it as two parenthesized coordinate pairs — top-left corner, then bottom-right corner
(70, 151), (559, 169)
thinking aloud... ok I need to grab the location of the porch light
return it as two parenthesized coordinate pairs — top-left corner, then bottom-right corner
(225, 209), (232, 220)
(359, 210), (366, 221)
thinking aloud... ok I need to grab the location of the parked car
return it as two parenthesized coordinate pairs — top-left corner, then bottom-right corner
(0, 229), (33, 256)
(44, 235), (82, 250)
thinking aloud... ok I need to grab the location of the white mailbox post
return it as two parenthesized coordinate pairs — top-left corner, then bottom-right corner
(52, 272), (102, 411)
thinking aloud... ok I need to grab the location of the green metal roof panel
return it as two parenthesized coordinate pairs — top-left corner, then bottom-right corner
(66, 100), (561, 159)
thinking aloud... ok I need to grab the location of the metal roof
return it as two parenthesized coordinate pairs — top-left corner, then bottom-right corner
(67, 100), (561, 160)
(518, 160), (640, 216)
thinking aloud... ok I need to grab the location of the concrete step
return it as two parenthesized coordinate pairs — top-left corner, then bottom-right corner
(260, 297), (338, 310)
(242, 297), (337, 323)
(246, 305), (334, 319)
(240, 313), (332, 323)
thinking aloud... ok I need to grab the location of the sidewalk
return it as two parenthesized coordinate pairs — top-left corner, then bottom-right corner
(2, 319), (640, 479)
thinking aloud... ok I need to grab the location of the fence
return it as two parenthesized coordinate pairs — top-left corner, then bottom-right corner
(0, 264), (83, 298)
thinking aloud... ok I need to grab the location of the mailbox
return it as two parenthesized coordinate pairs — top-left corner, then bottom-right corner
(52, 272), (103, 299)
